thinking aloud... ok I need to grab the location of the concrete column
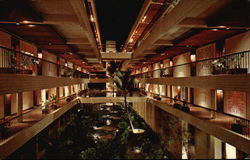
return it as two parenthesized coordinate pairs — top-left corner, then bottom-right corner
(17, 92), (23, 122)
(194, 128), (214, 159)
(170, 85), (173, 103)
(56, 87), (60, 99)
(68, 85), (72, 95)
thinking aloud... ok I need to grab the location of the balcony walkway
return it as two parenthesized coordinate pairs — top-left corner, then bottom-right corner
(0, 97), (71, 143)
(153, 95), (250, 139)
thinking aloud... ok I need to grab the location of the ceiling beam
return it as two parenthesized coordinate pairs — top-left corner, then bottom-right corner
(154, 40), (174, 46)
(78, 49), (94, 54)
(43, 14), (79, 24)
(178, 17), (208, 28)
(38, 44), (71, 50)
(179, 17), (250, 29)
(66, 38), (89, 44)
(68, 0), (100, 58)
(0, 14), (79, 25)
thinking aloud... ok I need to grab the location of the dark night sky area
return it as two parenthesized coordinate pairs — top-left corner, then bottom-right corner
(95, 0), (144, 51)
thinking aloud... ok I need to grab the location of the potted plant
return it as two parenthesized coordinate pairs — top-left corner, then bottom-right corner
(20, 56), (32, 74)
(212, 57), (229, 74)
(42, 101), (50, 114)
(50, 94), (59, 110)
(231, 119), (247, 134)
(153, 95), (161, 101)
(0, 118), (10, 139)
(173, 103), (181, 110)
(181, 101), (190, 113)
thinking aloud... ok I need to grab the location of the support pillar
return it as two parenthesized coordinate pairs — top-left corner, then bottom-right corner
(56, 87), (60, 99)
(17, 92), (23, 122)
(194, 128), (214, 159)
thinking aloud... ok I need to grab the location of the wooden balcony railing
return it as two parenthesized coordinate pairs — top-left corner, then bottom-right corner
(0, 46), (89, 78)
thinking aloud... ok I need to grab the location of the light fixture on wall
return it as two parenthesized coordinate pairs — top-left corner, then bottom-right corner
(38, 53), (43, 59)
(190, 54), (196, 62)
(177, 86), (181, 90)
(169, 60), (173, 67)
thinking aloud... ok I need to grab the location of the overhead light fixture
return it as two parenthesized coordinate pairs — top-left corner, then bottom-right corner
(21, 20), (30, 24)
(211, 29), (219, 31)
(28, 24), (35, 27)
(129, 38), (133, 43)
(190, 54), (196, 62)
(38, 53), (43, 59)
(90, 15), (94, 22)
(170, 60), (173, 67)
(142, 16), (147, 22)
(217, 25), (226, 28)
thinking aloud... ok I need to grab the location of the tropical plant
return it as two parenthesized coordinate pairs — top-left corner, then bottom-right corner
(212, 57), (228, 72)
(111, 70), (144, 134)
(8, 51), (16, 68)
(20, 56), (32, 69)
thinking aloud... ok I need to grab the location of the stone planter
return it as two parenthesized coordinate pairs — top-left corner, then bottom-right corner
(228, 68), (247, 74)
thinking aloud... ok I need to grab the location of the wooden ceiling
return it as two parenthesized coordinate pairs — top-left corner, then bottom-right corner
(0, 0), (101, 70)
(126, 0), (250, 69)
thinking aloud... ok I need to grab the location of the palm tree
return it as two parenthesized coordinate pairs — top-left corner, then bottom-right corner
(111, 70), (145, 134)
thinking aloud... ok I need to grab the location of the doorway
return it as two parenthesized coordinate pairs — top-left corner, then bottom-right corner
(216, 89), (224, 112)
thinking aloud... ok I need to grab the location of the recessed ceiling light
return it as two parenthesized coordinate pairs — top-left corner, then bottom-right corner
(217, 25), (226, 28)
(21, 20), (30, 24)
(211, 29), (219, 31)
(90, 15), (94, 22)
(28, 24), (35, 27)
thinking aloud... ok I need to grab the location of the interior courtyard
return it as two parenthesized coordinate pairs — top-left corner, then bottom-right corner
(0, 0), (250, 159)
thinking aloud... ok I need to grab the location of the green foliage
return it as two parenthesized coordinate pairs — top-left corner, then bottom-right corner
(79, 148), (97, 159)
(44, 103), (168, 159)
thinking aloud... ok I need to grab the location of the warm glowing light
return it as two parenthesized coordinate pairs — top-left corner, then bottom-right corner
(217, 25), (226, 28)
(170, 60), (173, 67)
(177, 86), (181, 90)
(190, 54), (196, 62)
(216, 89), (223, 95)
(28, 24), (35, 27)
(90, 15), (94, 22)
(142, 16), (147, 22)
(133, 147), (141, 154)
(38, 53), (43, 59)
(106, 119), (112, 125)
(22, 20), (30, 24)
(65, 63), (68, 67)
(129, 38), (133, 43)
(211, 29), (219, 31)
